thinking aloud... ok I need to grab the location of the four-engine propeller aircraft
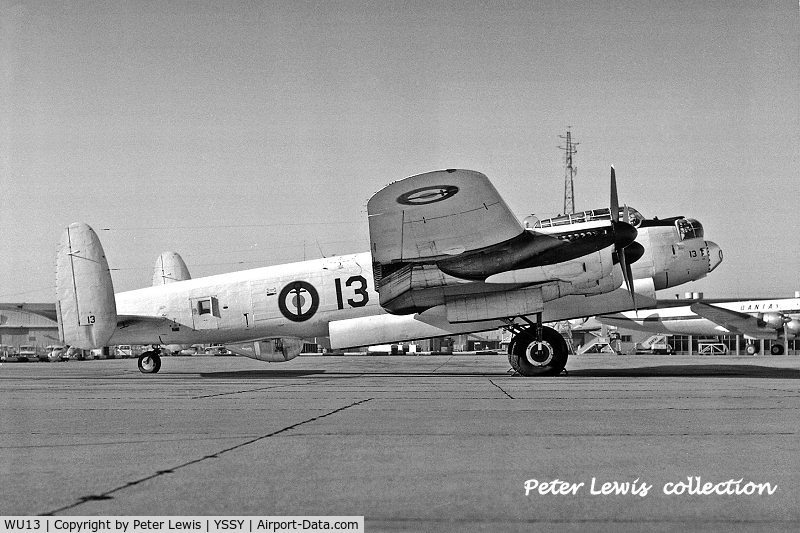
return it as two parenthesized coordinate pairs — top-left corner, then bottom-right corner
(55, 168), (721, 376)
(598, 297), (799, 354)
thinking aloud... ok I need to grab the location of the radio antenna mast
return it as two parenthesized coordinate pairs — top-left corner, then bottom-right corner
(558, 128), (579, 214)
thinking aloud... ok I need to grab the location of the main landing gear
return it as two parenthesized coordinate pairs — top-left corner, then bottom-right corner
(138, 348), (162, 374)
(506, 313), (569, 377)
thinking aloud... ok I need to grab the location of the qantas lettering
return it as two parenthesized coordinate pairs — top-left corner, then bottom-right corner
(739, 303), (782, 312)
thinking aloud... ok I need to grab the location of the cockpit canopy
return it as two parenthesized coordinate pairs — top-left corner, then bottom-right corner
(525, 207), (645, 230)
(525, 208), (704, 242)
(676, 218), (703, 241)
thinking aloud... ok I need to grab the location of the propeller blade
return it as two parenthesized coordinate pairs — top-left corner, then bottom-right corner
(610, 166), (619, 223)
(620, 247), (637, 314)
(610, 167), (637, 313)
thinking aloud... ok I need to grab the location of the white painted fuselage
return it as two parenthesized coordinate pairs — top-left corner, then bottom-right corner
(105, 225), (715, 349)
(111, 252), (380, 346)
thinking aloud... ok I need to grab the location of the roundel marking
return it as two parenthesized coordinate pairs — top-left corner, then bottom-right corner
(278, 280), (319, 322)
(397, 185), (459, 205)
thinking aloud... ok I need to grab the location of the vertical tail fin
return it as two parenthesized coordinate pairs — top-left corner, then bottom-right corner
(56, 222), (118, 349)
(152, 251), (191, 286)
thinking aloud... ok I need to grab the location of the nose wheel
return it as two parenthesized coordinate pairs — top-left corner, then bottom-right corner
(138, 350), (162, 373)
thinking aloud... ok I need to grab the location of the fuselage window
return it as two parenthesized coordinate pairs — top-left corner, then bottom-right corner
(198, 299), (213, 315)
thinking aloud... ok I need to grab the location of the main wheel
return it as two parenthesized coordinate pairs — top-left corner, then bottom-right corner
(745, 344), (758, 356)
(770, 344), (784, 355)
(138, 352), (162, 373)
(508, 326), (569, 376)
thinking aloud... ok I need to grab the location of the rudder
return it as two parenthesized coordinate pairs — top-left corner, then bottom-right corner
(56, 222), (118, 349)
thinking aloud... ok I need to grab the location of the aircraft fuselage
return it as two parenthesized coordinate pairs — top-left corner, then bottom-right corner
(107, 224), (717, 349)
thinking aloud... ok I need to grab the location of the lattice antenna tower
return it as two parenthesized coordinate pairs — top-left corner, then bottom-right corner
(558, 128), (579, 214)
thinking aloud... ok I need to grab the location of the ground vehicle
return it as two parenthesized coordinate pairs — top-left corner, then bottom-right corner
(115, 345), (139, 358)
(17, 345), (39, 361)
(44, 345), (68, 361)
(635, 335), (673, 355)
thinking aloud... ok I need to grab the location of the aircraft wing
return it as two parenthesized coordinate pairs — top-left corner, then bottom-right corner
(368, 169), (525, 263)
(689, 302), (775, 338)
(0, 303), (58, 322)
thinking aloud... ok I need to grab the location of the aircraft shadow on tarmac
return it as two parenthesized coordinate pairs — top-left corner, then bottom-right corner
(567, 364), (800, 379)
(197, 365), (800, 379)
(197, 369), (328, 379)
(197, 369), (512, 379)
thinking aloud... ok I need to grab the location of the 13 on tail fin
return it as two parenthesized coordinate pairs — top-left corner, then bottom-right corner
(56, 222), (118, 349)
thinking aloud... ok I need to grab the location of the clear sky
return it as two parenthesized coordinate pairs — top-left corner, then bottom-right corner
(2, 1), (798, 302)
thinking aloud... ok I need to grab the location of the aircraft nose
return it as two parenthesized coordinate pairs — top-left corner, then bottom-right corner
(706, 241), (723, 272)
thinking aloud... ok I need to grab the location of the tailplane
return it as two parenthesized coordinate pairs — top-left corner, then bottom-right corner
(56, 222), (118, 349)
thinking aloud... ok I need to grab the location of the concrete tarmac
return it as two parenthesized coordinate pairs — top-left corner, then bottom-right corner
(1, 354), (799, 531)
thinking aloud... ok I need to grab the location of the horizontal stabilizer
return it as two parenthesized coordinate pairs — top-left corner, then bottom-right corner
(56, 222), (118, 349)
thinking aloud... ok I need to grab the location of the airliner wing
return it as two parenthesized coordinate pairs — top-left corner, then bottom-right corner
(689, 302), (775, 338)
(368, 169), (524, 263)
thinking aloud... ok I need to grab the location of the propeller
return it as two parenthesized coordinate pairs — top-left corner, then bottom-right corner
(610, 166), (638, 313)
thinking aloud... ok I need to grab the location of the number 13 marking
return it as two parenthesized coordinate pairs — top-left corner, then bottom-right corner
(334, 275), (369, 309)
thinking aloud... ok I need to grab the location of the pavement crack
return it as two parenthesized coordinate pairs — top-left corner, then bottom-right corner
(42, 397), (372, 515)
(489, 379), (514, 399)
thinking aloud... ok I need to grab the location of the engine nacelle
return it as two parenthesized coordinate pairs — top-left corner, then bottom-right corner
(224, 338), (304, 362)
(762, 313), (785, 329)
(785, 319), (800, 336)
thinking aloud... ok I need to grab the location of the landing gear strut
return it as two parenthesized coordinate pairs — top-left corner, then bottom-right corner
(507, 313), (569, 376)
(138, 348), (162, 374)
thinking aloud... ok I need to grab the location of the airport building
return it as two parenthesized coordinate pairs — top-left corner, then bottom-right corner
(0, 306), (60, 357)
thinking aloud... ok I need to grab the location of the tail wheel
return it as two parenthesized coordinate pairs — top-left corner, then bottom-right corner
(770, 344), (784, 355)
(138, 352), (162, 374)
(508, 326), (568, 376)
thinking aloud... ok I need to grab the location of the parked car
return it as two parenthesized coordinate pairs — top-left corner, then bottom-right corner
(115, 345), (140, 358)
(45, 345), (67, 362)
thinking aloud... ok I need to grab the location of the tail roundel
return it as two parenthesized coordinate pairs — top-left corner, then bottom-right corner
(56, 222), (118, 349)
